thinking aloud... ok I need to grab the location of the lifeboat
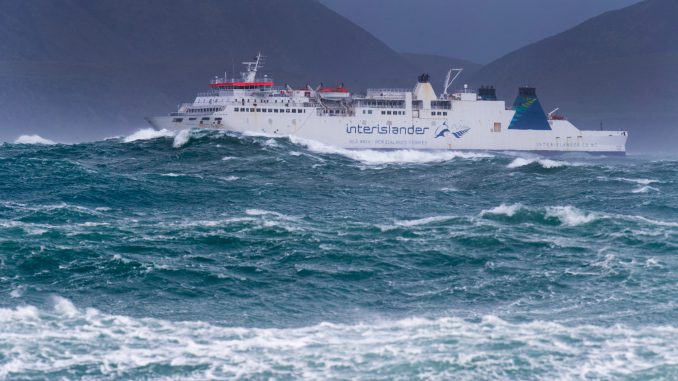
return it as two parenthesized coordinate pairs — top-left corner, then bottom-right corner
(317, 85), (350, 99)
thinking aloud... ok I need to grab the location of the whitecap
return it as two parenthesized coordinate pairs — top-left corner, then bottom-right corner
(14, 134), (56, 145)
(631, 185), (659, 194)
(0, 300), (675, 380)
(440, 187), (458, 193)
(393, 215), (456, 227)
(220, 176), (239, 182)
(53, 296), (79, 318)
(289, 135), (491, 165)
(507, 157), (570, 169)
(480, 203), (524, 217)
(245, 209), (285, 217)
(221, 156), (236, 161)
(617, 178), (659, 185)
(9, 286), (25, 298)
(545, 206), (599, 226)
(123, 128), (175, 143)
(172, 129), (191, 148)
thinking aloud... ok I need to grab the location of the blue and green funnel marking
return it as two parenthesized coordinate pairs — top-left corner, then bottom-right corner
(508, 87), (551, 130)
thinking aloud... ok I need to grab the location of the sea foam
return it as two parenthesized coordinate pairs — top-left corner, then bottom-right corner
(0, 299), (675, 380)
(172, 129), (191, 148)
(289, 135), (491, 165)
(507, 157), (571, 169)
(480, 204), (600, 226)
(123, 128), (175, 143)
(14, 134), (56, 145)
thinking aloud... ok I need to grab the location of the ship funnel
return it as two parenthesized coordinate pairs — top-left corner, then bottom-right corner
(413, 73), (437, 107)
(507, 87), (551, 130)
(478, 86), (497, 101)
(518, 87), (537, 97)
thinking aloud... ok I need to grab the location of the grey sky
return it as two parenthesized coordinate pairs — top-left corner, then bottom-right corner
(320, 0), (642, 63)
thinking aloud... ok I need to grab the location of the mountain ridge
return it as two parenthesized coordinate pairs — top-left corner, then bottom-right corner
(470, 0), (677, 150)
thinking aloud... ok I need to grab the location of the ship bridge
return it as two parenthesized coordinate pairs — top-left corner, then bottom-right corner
(208, 52), (274, 91)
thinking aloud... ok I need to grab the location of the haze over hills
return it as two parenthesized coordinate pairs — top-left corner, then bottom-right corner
(469, 0), (678, 151)
(0, 0), (470, 142)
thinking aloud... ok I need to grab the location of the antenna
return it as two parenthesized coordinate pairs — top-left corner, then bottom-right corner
(548, 107), (560, 116)
(442, 68), (463, 98)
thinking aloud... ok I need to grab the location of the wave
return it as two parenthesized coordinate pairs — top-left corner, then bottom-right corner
(123, 128), (175, 143)
(172, 129), (191, 148)
(480, 203), (678, 230)
(392, 215), (457, 228)
(13, 134), (56, 145)
(288, 135), (492, 165)
(545, 206), (599, 226)
(632, 185), (660, 194)
(617, 178), (659, 185)
(1, 298), (675, 380)
(480, 203), (524, 217)
(507, 157), (573, 169)
(481, 204), (599, 226)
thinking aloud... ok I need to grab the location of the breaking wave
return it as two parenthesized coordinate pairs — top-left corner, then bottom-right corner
(123, 128), (175, 142)
(481, 204), (600, 226)
(1, 298), (675, 380)
(288, 135), (492, 165)
(172, 129), (191, 148)
(507, 157), (573, 169)
(13, 134), (56, 145)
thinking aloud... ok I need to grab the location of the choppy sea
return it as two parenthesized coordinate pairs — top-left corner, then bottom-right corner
(1, 129), (676, 380)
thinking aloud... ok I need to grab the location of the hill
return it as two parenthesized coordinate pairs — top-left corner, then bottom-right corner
(470, 0), (678, 151)
(0, 0), (456, 141)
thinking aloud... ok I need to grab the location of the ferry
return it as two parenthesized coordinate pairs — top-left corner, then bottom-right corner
(147, 53), (627, 155)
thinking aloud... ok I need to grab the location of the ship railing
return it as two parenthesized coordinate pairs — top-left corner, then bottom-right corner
(210, 77), (274, 84)
(353, 99), (406, 108)
(366, 88), (410, 94)
(196, 91), (221, 97)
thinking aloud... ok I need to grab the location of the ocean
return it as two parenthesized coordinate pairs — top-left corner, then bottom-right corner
(1, 129), (676, 380)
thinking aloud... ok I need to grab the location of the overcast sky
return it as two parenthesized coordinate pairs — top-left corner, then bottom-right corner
(320, 0), (642, 63)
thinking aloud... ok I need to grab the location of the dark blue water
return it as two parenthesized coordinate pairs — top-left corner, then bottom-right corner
(1, 129), (676, 380)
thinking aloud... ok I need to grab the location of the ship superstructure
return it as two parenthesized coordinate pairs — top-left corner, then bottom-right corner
(147, 53), (627, 154)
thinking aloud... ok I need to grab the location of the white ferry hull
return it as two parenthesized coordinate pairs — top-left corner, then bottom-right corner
(146, 112), (627, 155)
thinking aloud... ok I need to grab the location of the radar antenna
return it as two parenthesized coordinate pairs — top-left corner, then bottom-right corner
(241, 52), (265, 82)
(442, 68), (463, 98)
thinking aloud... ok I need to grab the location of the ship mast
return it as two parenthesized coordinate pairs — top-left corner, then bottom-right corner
(442, 68), (463, 98)
(241, 52), (265, 82)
